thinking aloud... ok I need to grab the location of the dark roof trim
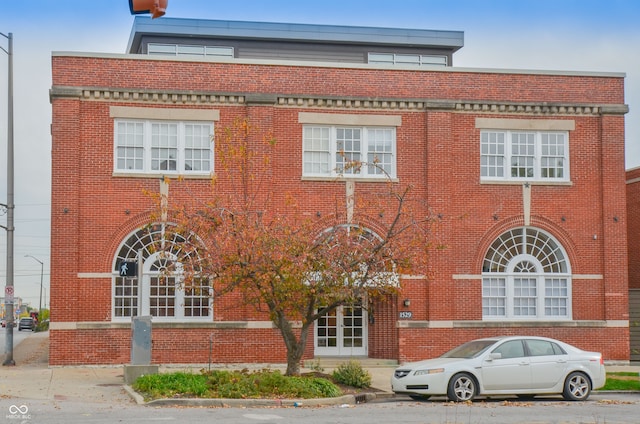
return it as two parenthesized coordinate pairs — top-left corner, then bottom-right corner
(127, 16), (464, 53)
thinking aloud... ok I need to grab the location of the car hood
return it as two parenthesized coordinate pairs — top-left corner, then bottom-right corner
(397, 357), (467, 370)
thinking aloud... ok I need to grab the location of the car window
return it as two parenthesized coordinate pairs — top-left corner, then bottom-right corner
(441, 340), (497, 358)
(492, 340), (525, 359)
(525, 339), (557, 356)
(551, 342), (566, 355)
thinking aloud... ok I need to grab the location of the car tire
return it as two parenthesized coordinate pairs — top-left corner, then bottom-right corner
(447, 373), (477, 402)
(562, 371), (591, 401)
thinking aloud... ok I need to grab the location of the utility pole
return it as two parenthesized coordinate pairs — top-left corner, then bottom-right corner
(1, 31), (15, 366)
(25, 255), (44, 315)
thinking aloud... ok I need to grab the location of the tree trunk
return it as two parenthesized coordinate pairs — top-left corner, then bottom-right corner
(274, 312), (311, 376)
(285, 344), (303, 376)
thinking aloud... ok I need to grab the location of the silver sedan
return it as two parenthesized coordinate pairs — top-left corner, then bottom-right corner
(391, 336), (606, 402)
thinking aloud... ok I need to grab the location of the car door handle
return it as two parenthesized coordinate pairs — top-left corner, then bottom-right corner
(519, 362), (529, 366)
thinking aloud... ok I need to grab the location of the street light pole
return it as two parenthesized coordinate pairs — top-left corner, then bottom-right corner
(25, 255), (43, 314)
(1, 31), (15, 366)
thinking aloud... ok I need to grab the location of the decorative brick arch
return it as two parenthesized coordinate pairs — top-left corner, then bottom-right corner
(310, 212), (389, 241)
(473, 215), (578, 273)
(101, 211), (157, 271)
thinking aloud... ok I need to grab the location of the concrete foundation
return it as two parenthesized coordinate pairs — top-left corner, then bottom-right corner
(124, 364), (159, 385)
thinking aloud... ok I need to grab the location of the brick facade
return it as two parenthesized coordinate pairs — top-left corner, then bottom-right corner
(627, 167), (640, 360)
(627, 167), (640, 291)
(50, 54), (630, 365)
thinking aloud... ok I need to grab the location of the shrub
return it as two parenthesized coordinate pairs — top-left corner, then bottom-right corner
(134, 369), (344, 400)
(308, 359), (325, 373)
(332, 361), (372, 388)
(295, 376), (343, 398)
(133, 372), (208, 399)
(205, 369), (343, 399)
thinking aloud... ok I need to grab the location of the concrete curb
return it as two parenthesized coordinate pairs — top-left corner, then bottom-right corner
(123, 385), (147, 405)
(122, 388), (639, 408)
(124, 385), (382, 407)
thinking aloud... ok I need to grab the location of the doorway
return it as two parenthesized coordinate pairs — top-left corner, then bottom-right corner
(314, 304), (367, 356)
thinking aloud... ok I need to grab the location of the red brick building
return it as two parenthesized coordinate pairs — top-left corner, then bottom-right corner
(49, 17), (630, 365)
(627, 167), (640, 361)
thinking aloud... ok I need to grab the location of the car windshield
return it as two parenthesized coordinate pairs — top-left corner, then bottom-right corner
(441, 339), (497, 359)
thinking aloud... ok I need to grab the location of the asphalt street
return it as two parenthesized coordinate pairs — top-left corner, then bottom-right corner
(1, 331), (639, 424)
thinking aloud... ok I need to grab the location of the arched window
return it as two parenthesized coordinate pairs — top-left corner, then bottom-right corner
(112, 223), (211, 322)
(314, 224), (398, 283)
(482, 227), (571, 320)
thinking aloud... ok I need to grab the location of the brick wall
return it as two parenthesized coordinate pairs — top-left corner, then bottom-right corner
(398, 327), (628, 363)
(51, 56), (624, 105)
(49, 327), (291, 366)
(627, 167), (640, 290)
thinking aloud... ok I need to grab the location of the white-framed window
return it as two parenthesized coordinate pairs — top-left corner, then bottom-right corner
(114, 120), (213, 175)
(112, 224), (211, 322)
(480, 130), (569, 182)
(481, 227), (571, 320)
(302, 126), (396, 178)
(368, 52), (447, 66)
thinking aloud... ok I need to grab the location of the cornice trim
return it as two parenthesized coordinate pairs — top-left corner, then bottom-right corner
(50, 86), (247, 106)
(50, 86), (625, 116)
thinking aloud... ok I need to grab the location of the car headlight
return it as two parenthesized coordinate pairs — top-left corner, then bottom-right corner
(414, 368), (444, 376)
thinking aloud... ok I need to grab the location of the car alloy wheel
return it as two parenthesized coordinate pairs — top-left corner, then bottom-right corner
(563, 371), (591, 401)
(447, 373), (477, 402)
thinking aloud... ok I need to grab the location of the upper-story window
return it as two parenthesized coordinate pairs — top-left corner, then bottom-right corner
(114, 119), (213, 175)
(368, 52), (447, 66)
(148, 43), (234, 58)
(480, 130), (569, 182)
(303, 125), (396, 179)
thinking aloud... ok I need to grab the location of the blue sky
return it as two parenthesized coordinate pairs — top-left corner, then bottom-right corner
(0, 0), (639, 308)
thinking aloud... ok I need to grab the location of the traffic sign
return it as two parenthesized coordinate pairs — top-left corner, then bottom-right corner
(4, 286), (13, 302)
(118, 260), (137, 277)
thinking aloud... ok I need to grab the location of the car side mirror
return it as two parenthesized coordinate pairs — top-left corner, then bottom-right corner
(487, 352), (502, 361)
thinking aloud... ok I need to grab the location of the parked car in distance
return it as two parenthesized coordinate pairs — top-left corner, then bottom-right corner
(1, 319), (16, 328)
(391, 336), (605, 402)
(18, 317), (35, 331)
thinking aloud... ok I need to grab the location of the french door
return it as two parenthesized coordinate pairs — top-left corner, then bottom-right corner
(314, 304), (367, 356)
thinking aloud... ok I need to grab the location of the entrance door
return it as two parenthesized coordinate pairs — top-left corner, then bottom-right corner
(315, 304), (367, 356)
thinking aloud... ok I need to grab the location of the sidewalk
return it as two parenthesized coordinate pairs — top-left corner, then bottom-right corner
(0, 331), (395, 404)
(0, 331), (132, 404)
